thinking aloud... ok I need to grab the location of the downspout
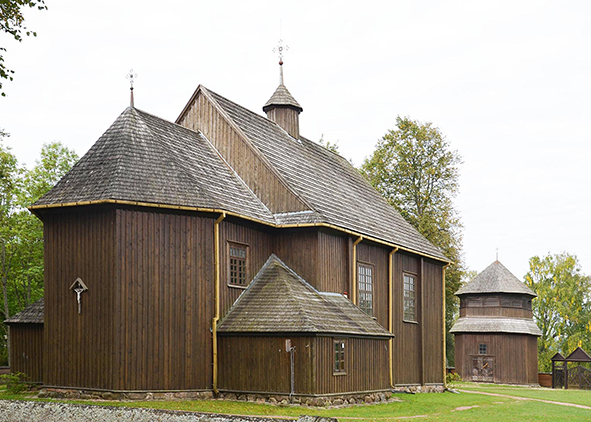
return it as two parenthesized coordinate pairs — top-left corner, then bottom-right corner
(388, 247), (399, 388)
(442, 262), (451, 388)
(212, 212), (226, 394)
(351, 236), (363, 305)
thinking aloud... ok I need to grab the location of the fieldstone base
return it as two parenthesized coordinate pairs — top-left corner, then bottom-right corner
(37, 385), (444, 407)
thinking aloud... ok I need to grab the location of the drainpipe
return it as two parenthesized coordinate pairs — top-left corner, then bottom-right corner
(212, 212), (226, 394)
(442, 262), (451, 388)
(351, 236), (363, 305)
(388, 247), (399, 388)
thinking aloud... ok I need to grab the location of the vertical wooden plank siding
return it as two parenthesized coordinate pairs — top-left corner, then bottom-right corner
(9, 324), (43, 382)
(265, 108), (300, 139)
(356, 242), (388, 327)
(218, 336), (313, 394)
(219, 220), (273, 316)
(115, 208), (214, 390)
(316, 230), (348, 294)
(178, 93), (307, 213)
(392, 252), (421, 385)
(272, 229), (319, 289)
(43, 207), (116, 389)
(422, 259), (444, 384)
(314, 337), (389, 394)
(454, 334), (538, 384)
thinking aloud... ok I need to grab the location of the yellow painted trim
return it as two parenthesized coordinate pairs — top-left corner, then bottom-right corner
(29, 199), (450, 264)
(442, 262), (451, 388)
(351, 236), (363, 305)
(388, 247), (399, 388)
(212, 212), (226, 394)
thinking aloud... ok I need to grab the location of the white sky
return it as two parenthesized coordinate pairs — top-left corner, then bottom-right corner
(1, 0), (590, 280)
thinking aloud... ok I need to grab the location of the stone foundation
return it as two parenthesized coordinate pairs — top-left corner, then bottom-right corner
(38, 385), (444, 407)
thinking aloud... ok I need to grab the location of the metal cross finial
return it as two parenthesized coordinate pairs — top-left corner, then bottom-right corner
(126, 69), (137, 89)
(126, 69), (137, 107)
(496, 247), (499, 261)
(273, 39), (289, 63)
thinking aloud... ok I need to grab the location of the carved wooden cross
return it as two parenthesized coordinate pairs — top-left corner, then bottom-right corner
(70, 278), (89, 315)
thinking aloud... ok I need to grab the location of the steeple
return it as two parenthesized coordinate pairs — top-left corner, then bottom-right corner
(263, 40), (302, 139)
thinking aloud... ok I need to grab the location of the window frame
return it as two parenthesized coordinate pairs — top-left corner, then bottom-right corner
(403, 272), (417, 323)
(227, 241), (249, 288)
(357, 262), (375, 316)
(333, 338), (346, 375)
(478, 343), (488, 355)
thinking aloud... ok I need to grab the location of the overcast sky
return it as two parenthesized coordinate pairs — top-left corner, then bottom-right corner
(1, 0), (589, 280)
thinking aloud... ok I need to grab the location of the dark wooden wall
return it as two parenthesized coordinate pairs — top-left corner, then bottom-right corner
(455, 333), (539, 385)
(218, 336), (313, 394)
(314, 337), (389, 394)
(422, 259), (444, 384)
(178, 92), (307, 214)
(356, 242), (389, 326)
(43, 206), (116, 389)
(114, 208), (214, 390)
(9, 324), (43, 382)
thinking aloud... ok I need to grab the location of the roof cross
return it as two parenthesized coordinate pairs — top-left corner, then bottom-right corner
(272, 39), (289, 85)
(126, 69), (137, 107)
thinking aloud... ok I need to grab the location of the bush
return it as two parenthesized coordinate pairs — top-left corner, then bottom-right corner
(0, 372), (34, 394)
(446, 371), (461, 388)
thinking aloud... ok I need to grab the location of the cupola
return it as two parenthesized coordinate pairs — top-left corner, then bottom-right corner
(263, 58), (302, 139)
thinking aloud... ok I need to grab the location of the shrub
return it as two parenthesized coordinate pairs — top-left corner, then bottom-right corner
(446, 371), (461, 388)
(0, 372), (34, 394)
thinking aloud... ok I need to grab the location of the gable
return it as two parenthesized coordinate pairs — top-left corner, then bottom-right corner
(177, 87), (311, 214)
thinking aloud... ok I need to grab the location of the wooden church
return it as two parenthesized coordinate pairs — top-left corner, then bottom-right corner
(7, 62), (450, 399)
(451, 261), (541, 385)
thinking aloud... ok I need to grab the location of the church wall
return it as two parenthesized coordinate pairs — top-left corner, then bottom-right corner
(459, 294), (533, 319)
(8, 324), (43, 383)
(42, 206), (117, 390)
(455, 333), (538, 385)
(114, 207), (215, 391)
(422, 258), (445, 384)
(178, 92), (307, 214)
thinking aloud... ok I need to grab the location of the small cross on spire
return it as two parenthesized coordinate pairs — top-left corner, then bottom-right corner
(126, 69), (137, 108)
(272, 39), (289, 85)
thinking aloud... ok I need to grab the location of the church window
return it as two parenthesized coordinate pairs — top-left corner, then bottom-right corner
(228, 242), (248, 287)
(479, 343), (488, 355)
(334, 339), (346, 374)
(358, 263), (374, 316)
(404, 273), (417, 322)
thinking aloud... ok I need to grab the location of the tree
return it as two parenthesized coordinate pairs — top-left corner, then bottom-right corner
(524, 252), (591, 372)
(0, 139), (78, 365)
(0, 0), (47, 96)
(360, 116), (463, 366)
(318, 134), (340, 154)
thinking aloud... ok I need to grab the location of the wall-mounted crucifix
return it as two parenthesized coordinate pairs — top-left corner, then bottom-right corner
(70, 278), (89, 315)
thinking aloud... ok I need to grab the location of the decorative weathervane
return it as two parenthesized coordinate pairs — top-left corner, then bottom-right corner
(272, 39), (289, 85)
(126, 69), (137, 107)
(70, 277), (89, 315)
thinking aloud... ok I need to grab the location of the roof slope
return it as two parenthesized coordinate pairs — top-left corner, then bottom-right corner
(456, 261), (536, 297)
(5, 298), (44, 324)
(263, 84), (303, 112)
(34, 108), (274, 223)
(218, 254), (393, 338)
(450, 316), (542, 336)
(206, 88), (446, 261)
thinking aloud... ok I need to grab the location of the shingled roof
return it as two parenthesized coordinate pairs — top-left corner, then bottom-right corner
(4, 298), (44, 324)
(263, 84), (303, 112)
(33, 86), (447, 262)
(450, 316), (542, 336)
(455, 261), (536, 297)
(218, 254), (393, 338)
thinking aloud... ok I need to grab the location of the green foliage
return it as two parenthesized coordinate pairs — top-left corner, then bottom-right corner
(524, 252), (591, 372)
(0, 136), (78, 365)
(0, 372), (33, 393)
(360, 116), (464, 365)
(0, 0), (48, 96)
(318, 134), (340, 154)
(446, 371), (461, 387)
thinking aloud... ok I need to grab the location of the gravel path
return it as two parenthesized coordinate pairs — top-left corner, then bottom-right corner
(458, 389), (591, 410)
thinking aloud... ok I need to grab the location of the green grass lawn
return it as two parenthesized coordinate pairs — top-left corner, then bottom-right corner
(1, 384), (590, 421)
(455, 381), (591, 407)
